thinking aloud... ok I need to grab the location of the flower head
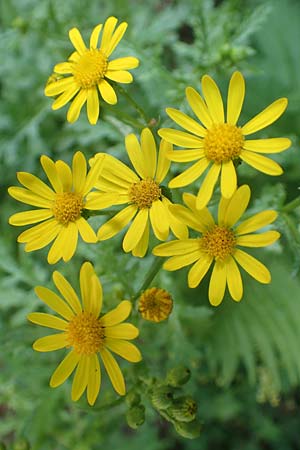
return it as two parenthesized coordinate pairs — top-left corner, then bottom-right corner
(158, 71), (291, 209)
(44, 17), (139, 125)
(153, 185), (280, 306)
(27, 262), (141, 405)
(138, 287), (173, 322)
(87, 128), (188, 257)
(8, 152), (105, 264)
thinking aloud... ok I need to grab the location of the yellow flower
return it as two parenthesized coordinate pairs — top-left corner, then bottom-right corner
(153, 185), (280, 306)
(87, 128), (188, 257)
(27, 262), (141, 405)
(138, 287), (173, 322)
(44, 17), (139, 125)
(8, 152), (105, 264)
(158, 71), (291, 209)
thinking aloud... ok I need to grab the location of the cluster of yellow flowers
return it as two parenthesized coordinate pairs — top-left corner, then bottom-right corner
(8, 17), (291, 406)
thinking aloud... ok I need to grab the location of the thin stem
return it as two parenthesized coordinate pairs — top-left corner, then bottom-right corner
(82, 209), (119, 219)
(116, 85), (149, 125)
(131, 257), (164, 302)
(281, 196), (300, 213)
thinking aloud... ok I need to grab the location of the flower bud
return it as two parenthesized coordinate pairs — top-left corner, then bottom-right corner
(125, 390), (141, 407)
(174, 419), (201, 439)
(151, 385), (174, 410)
(126, 405), (145, 429)
(12, 438), (30, 450)
(169, 396), (197, 422)
(138, 288), (173, 322)
(166, 366), (191, 387)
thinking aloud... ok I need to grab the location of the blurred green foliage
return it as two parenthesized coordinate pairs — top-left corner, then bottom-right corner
(1, 0), (300, 449)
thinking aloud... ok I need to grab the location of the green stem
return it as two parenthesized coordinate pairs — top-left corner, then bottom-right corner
(281, 196), (300, 213)
(116, 85), (149, 125)
(281, 213), (300, 244)
(82, 209), (119, 219)
(131, 257), (164, 302)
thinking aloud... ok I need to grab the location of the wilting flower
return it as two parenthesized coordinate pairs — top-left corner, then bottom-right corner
(87, 128), (188, 257)
(45, 17), (139, 124)
(159, 71), (291, 209)
(8, 152), (105, 264)
(153, 185), (280, 306)
(28, 262), (141, 405)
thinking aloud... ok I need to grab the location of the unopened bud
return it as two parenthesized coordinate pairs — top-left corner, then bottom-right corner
(174, 419), (201, 439)
(125, 390), (141, 407)
(126, 405), (145, 429)
(151, 385), (174, 410)
(166, 366), (191, 387)
(138, 288), (173, 322)
(169, 396), (197, 422)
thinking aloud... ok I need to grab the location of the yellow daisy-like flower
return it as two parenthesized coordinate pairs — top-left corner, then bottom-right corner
(27, 262), (141, 405)
(87, 128), (188, 257)
(138, 287), (173, 322)
(44, 16), (139, 125)
(158, 71), (291, 209)
(153, 185), (280, 306)
(8, 152), (105, 264)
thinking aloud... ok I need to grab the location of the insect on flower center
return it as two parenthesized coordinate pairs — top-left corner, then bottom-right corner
(66, 311), (104, 355)
(201, 225), (236, 260)
(73, 49), (108, 89)
(204, 123), (244, 163)
(52, 192), (84, 225)
(138, 287), (173, 322)
(129, 179), (161, 209)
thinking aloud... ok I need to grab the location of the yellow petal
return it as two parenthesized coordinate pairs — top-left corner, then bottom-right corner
(71, 354), (90, 401)
(182, 193), (215, 228)
(132, 220), (150, 258)
(45, 77), (75, 96)
(158, 128), (204, 148)
(50, 350), (80, 387)
(153, 239), (200, 256)
(242, 98), (288, 135)
(105, 323), (139, 340)
(106, 22), (128, 56)
(125, 133), (147, 179)
(223, 184), (251, 228)
(163, 249), (202, 271)
(40, 155), (63, 193)
(236, 210), (278, 235)
(69, 27), (87, 54)
(108, 57), (139, 70)
(185, 86), (213, 128)
(76, 217), (97, 243)
(67, 89), (88, 123)
(236, 231), (280, 247)
(220, 160), (237, 198)
(208, 261), (226, 306)
(52, 271), (82, 315)
(9, 209), (52, 226)
(98, 79), (117, 104)
(123, 209), (148, 253)
(100, 347), (125, 395)
(85, 192), (125, 209)
(54, 62), (73, 74)
(166, 108), (206, 137)
(169, 204), (206, 233)
(16, 172), (55, 200)
(98, 205), (137, 240)
(156, 139), (172, 184)
(234, 249), (271, 283)
(8, 187), (51, 208)
(80, 262), (98, 313)
(52, 85), (79, 110)
(35, 286), (75, 320)
(105, 70), (133, 83)
(167, 149), (204, 163)
(226, 71), (245, 125)
(141, 128), (157, 179)
(55, 161), (72, 191)
(101, 300), (132, 327)
(100, 16), (118, 53)
(201, 75), (224, 124)
(163, 198), (188, 240)
(243, 137), (291, 153)
(196, 163), (221, 209)
(47, 227), (72, 264)
(90, 23), (103, 49)
(188, 254), (213, 288)
(87, 354), (101, 406)
(105, 339), (142, 363)
(62, 222), (78, 262)
(240, 150), (283, 175)
(33, 333), (67, 352)
(150, 200), (169, 241)
(87, 87), (100, 125)
(226, 256), (243, 301)
(27, 312), (68, 331)
(168, 158), (210, 188)
(72, 151), (87, 193)
(83, 153), (106, 196)
(101, 153), (138, 186)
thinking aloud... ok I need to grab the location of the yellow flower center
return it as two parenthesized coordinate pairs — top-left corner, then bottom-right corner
(66, 311), (104, 355)
(129, 179), (161, 209)
(138, 287), (173, 322)
(200, 225), (236, 260)
(52, 192), (84, 225)
(203, 123), (244, 163)
(73, 49), (108, 89)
